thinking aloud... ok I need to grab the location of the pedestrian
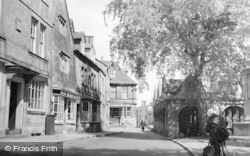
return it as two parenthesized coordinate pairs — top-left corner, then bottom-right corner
(140, 119), (146, 131)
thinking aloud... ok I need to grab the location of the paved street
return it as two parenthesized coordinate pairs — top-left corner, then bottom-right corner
(63, 128), (190, 156)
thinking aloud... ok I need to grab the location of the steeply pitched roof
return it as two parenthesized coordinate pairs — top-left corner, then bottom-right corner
(111, 69), (137, 85)
(164, 79), (183, 94)
(164, 76), (197, 100)
(100, 60), (137, 85)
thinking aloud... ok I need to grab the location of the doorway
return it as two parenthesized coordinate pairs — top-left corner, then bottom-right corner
(8, 81), (20, 130)
(110, 108), (121, 125)
(179, 106), (199, 137)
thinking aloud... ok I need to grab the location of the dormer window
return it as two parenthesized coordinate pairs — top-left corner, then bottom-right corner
(58, 15), (66, 35)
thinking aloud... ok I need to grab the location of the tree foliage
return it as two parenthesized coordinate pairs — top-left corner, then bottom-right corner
(104, 0), (250, 104)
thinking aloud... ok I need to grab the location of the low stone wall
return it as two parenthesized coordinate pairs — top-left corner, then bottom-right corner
(233, 122), (250, 136)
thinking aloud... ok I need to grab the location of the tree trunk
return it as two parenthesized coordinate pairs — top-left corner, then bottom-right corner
(193, 71), (207, 136)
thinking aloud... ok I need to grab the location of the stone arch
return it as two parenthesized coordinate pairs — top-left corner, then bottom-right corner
(222, 106), (244, 135)
(178, 106), (199, 137)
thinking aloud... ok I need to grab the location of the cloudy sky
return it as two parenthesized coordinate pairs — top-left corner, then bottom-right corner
(67, 0), (157, 106)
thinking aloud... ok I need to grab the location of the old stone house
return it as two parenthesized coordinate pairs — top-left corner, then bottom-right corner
(50, 0), (78, 134)
(153, 75), (200, 138)
(0, 0), (53, 137)
(96, 59), (110, 130)
(100, 61), (137, 128)
(73, 31), (107, 132)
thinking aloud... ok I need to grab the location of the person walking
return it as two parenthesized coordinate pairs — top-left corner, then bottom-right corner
(140, 119), (146, 131)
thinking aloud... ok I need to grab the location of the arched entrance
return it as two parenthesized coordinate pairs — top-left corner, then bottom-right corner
(179, 106), (199, 137)
(222, 106), (244, 135)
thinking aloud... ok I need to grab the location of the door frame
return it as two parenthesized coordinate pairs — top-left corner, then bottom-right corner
(6, 77), (24, 131)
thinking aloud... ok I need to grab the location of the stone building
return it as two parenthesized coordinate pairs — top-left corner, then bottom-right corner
(50, 0), (78, 134)
(153, 75), (200, 138)
(100, 61), (137, 128)
(73, 31), (107, 132)
(96, 59), (110, 130)
(0, 0), (53, 137)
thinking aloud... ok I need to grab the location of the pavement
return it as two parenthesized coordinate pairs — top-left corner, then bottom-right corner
(0, 127), (125, 146)
(173, 136), (250, 156)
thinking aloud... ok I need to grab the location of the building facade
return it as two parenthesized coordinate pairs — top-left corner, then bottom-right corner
(73, 31), (106, 132)
(96, 59), (110, 130)
(0, 0), (53, 137)
(153, 75), (200, 138)
(50, 0), (78, 134)
(100, 61), (137, 128)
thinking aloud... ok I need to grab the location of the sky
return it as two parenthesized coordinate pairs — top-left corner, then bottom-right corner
(67, 0), (157, 106)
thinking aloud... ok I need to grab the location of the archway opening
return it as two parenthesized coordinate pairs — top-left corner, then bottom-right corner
(179, 106), (199, 137)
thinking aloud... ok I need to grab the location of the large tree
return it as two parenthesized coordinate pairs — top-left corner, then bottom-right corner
(104, 0), (250, 133)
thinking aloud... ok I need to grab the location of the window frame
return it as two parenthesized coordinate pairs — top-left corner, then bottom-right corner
(27, 79), (46, 112)
(53, 95), (64, 123)
(58, 16), (66, 35)
(122, 86), (128, 99)
(30, 17), (38, 54)
(39, 24), (46, 58)
(59, 52), (70, 74)
(66, 99), (76, 123)
(110, 86), (116, 99)
(126, 107), (131, 117)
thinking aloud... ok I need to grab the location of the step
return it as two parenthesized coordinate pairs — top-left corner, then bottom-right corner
(6, 129), (21, 135)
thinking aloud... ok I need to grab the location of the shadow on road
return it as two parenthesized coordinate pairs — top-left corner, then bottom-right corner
(63, 147), (189, 156)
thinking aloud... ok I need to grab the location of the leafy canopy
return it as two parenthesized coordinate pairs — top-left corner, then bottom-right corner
(104, 0), (250, 101)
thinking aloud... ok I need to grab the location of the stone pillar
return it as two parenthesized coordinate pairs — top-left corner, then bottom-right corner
(243, 68), (250, 121)
(121, 107), (124, 125)
(88, 102), (92, 121)
(233, 68), (250, 136)
(97, 104), (100, 122)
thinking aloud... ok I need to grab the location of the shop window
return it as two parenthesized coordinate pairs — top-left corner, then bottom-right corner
(28, 80), (45, 111)
(53, 96), (64, 123)
(66, 100), (76, 122)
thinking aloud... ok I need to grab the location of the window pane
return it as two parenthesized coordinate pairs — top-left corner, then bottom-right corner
(27, 80), (45, 111)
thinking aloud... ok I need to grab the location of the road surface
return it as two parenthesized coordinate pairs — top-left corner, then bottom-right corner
(63, 128), (190, 156)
